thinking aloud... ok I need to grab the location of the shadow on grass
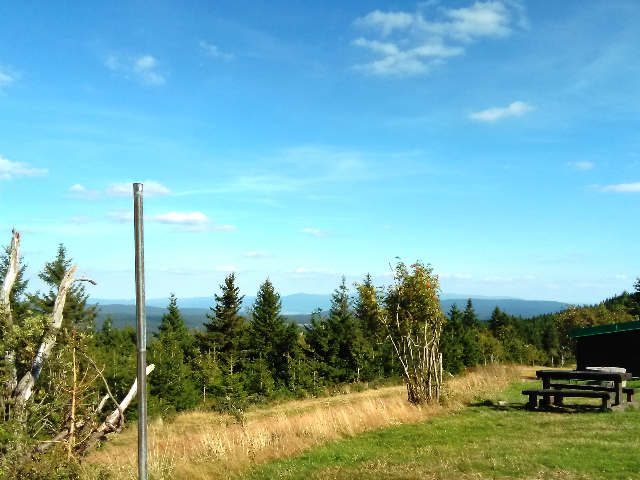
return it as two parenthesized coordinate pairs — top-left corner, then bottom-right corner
(469, 398), (614, 415)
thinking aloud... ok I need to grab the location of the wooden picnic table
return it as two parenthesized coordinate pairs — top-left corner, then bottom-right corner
(536, 369), (632, 406)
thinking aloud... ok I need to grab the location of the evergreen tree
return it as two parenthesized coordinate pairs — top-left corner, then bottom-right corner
(440, 303), (465, 375)
(304, 309), (334, 384)
(29, 244), (98, 331)
(93, 316), (137, 402)
(149, 294), (198, 411)
(461, 298), (479, 328)
(247, 278), (295, 390)
(326, 276), (361, 383)
(203, 272), (247, 375)
(489, 306), (512, 335)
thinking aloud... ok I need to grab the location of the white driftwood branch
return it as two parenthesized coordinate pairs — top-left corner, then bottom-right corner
(36, 364), (156, 454)
(14, 265), (96, 408)
(2, 229), (20, 394)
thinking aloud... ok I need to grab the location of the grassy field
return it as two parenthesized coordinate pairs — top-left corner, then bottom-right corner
(238, 380), (640, 480)
(88, 364), (525, 479)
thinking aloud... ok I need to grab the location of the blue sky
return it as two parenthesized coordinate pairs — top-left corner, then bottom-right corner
(1, 0), (639, 304)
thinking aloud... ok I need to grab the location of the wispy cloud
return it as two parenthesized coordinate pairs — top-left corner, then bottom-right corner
(105, 55), (166, 85)
(69, 184), (102, 200)
(244, 251), (272, 259)
(147, 211), (236, 232)
(468, 101), (534, 121)
(299, 228), (330, 237)
(199, 41), (234, 61)
(106, 180), (171, 197)
(568, 161), (595, 171)
(597, 182), (640, 193)
(215, 265), (235, 272)
(0, 155), (48, 181)
(0, 64), (18, 92)
(353, 1), (527, 76)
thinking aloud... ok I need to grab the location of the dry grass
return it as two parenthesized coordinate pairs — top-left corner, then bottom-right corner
(88, 364), (531, 479)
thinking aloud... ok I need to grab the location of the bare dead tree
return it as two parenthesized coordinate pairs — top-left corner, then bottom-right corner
(1, 229), (21, 397)
(13, 265), (96, 411)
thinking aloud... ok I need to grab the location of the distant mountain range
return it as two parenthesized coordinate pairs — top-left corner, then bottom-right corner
(89, 293), (568, 333)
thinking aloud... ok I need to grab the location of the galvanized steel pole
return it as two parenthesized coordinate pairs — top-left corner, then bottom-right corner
(133, 183), (148, 480)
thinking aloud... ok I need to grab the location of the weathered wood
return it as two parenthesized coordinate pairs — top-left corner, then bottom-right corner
(13, 266), (96, 410)
(35, 364), (155, 454)
(79, 364), (156, 454)
(1, 229), (20, 395)
(523, 388), (614, 409)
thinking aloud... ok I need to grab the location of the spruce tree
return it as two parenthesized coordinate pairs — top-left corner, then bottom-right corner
(29, 244), (98, 331)
(354, 274), (384, 380)
(441, 303), (465, 374)
(461, 298), (479, 328)
(203, 272), (247, 375)
(149, 294), (198, 411)
(326, 276), (360, 383)
(248, 278), (291, 390)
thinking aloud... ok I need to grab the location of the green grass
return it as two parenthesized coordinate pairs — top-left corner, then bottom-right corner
(237, 381), (640, 480)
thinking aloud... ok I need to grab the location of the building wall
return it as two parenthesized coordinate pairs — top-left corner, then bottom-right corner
(576, 329), (640, 376)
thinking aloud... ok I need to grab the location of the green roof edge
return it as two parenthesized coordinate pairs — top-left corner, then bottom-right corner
(569, 319), (640, 338)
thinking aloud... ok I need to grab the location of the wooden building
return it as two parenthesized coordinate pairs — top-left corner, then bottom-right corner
(570, 320), (640, 378)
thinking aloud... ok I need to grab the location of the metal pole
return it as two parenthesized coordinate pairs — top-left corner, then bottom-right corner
(133, 183), (148, 480)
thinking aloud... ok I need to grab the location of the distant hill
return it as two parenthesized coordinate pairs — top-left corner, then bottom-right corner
(90, 293), (568, 333)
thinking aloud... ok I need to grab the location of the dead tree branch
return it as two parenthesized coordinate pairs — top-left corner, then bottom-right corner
(2, 228), (20, 396)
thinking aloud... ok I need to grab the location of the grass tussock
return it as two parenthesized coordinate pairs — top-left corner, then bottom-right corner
(88, 364), (529, 479)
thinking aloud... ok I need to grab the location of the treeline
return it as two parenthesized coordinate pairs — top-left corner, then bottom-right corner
(4, 243), (640, 440)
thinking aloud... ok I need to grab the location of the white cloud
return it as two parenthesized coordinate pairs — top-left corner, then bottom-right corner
(599, 182), (640, 193)
(568, 161), (595, 171)
(69, 184), (102, 200)
(105, 55), (165, 85)
(147, 211), (236, 232)
(442, 1), (513, 41)
(356, 10), (415, 36)
(107, 210), (134, 223)
(0, 155), (48, 181)
(106, 180), (171, 197)
(352, 38), (462, 76)
(149, 212), (209, 225)
(0, 64), (18, 91)
(353, 1), (526, 76)
(299, 228), (330, 237)
(199, 41), (234, 60)
(468, 101), (534, 121)
(215, 266), (235, 272)
(244, 251), (272, 259)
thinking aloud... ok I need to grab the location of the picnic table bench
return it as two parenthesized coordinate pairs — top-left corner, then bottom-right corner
(523, 369), (636, 410)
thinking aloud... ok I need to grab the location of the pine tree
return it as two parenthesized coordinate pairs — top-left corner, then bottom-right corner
(327, 276), (360, 383)
(461, 298), (479, 328)
(247, 278), (291, 390)
(149, 294), (198, 411)
(354, 274), (385, 380)
(441, 303), (465, 374)
(203, 272), (247, 375)
(29, 244), (98, 331)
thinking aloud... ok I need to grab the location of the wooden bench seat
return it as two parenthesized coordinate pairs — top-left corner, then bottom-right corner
(549, 383), (638, 402)
(522, 388), (614, 409)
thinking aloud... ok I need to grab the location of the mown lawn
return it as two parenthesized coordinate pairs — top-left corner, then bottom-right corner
(237, 380), (640, 480)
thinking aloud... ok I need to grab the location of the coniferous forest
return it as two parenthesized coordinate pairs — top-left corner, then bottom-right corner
(2, 237), (640, 476)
